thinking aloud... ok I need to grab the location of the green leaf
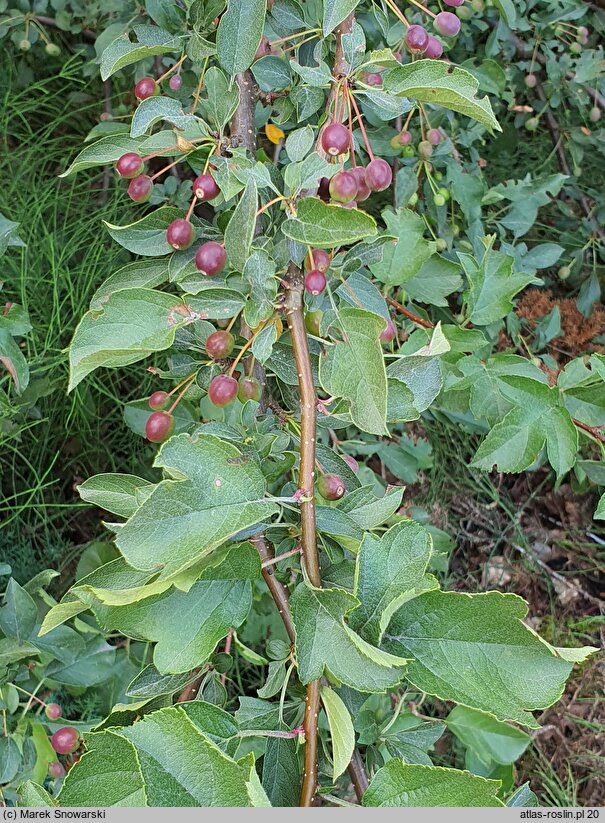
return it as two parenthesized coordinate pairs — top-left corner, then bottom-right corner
(77, 474), (154, 518)
(386, 324), (450, 417)
(90, 260), (170, 309)
(68, 289), (193, 391)
(0, 328), (29, 393)
(91, 545), (260, 674)
(0, 579), (37, 642)
(18, 782), (57, 808)
(384, 590), (581, 727)
(363, 761), (503, 807)
(115, 434), (278, 578)
(58, 731), (146, 806)
(319, 308), (388, 435)
(282, 199), (377, 248)
(595, 493), (605, 520)
(261, 736), (300, 806)
(507, 783), (539, 807)
(290, 583), (408, 692)
(323, 0), (362, 35)
(0, 736), (21, 784)
(321, 686), (355, 780)
(104, 207), (183, 257)
(368, 208), (433, 287)
(119, 707), (254, 805)
(100, 25), (181, 81)
(224, 180), (258, 273)
(384, 60), (501, 132)
(285, 126), (315, 162)
(244, 251), (278, 328)
(446, 706), (531, 766)
(350, 521), (438, 646)
(217, 0), (267, 76)
(131, 96), (197, 138)
(490, 174), (567, 239)
(460, 238), (538, 326)
(471, 376), (578, 478)
(60, 134), (141, 177)
(204, 66), (240, 131)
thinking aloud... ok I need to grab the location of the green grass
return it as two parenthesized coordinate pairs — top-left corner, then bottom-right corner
(0, 53), (154, 581)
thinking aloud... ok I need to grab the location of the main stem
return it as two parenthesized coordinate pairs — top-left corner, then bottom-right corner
(285, 264), (321, 806)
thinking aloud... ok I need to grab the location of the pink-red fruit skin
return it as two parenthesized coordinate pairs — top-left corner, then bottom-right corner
(45, 703), (62, 721)
(167, 219), (194, 250)
(329, 170), (358, 203)
(193, 174), (220, 201)
(208, 374), (238, 407)
(342, 454), (359, 474)
(135, 77), (158, 100)
(169, 74), (182, 91)
(206, 330), (235, 359)
(149, 391), (169, 410)
(145, 411), (175, 443)
(321, 123), (351, 156)
(380, 318), (397, 343)
(49, 761), (66, 779)
(127, 175), (154, 202)
(405, 24), (429, 53)
(434, 11), (461, 36)
(195, 242), (227, 276)
(304, 269), (327, 296)
(116, 153), (144, 179)
(365, 158), (392, 192)
(304, 249), (330, 272)
(317, 474), (345, 501)
(237, 377), (262, 402)
(425, 36), (444, 59)
(51, 727), (79, 755)
(350, 166), (371, 201)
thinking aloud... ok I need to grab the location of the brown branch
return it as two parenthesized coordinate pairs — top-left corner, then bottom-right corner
(232, 71), (257, 153)
(385, 295), (434, 329)
(285, 263), (321, 806)
(348, 749), (369, 802)
(252, 535), (295, 643)
(573, 418), (605, 444)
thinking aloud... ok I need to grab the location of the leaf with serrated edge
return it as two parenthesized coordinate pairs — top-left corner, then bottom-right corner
(58, 732), (146, 806)
(217, 0), (267, 76)
(116, 707), (253, 806)
(282, 198), (377, 247)
(68, 289), (192, 392)
(77, 474), (154, 518)
(363, 761), (503, 807)
(384, 60), (500, 132)
(290, 583), (408, 692)
(320, 308), (388, 435)
(350, 520), (438, 646)
(115, 434), (278, 578)
(321, 686), (355, 780)
(384, 590), (590, 727)
(89, 545), (260, 674)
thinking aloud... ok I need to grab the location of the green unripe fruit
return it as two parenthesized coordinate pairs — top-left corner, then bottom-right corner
(589, 107), (601, 123)
(237, 376), (262, 402)
(525, 117), (539, 131)
(452, 223), (460, 237)
(558, 265), (571, 280)
(434, 171), (443, 181)
(390, 135), (403, 150)
(438, 187), (450, 201)
(418, 140), (433, 160)
(45, 43), (61, 56)
(19, 39), (31, 51)
(435, 238), (447, 252)
(434, 194), (446, 207)
(401, 145), (415, 157)
(525, 73), (537, 88)
(408, 192), (419, 207)
(317, 473), (345, 501)
(304, 310), (323, 336)
(471, 0), (484, 10)
(570, 42), (582, 54)
(457, 6), (472, 19)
